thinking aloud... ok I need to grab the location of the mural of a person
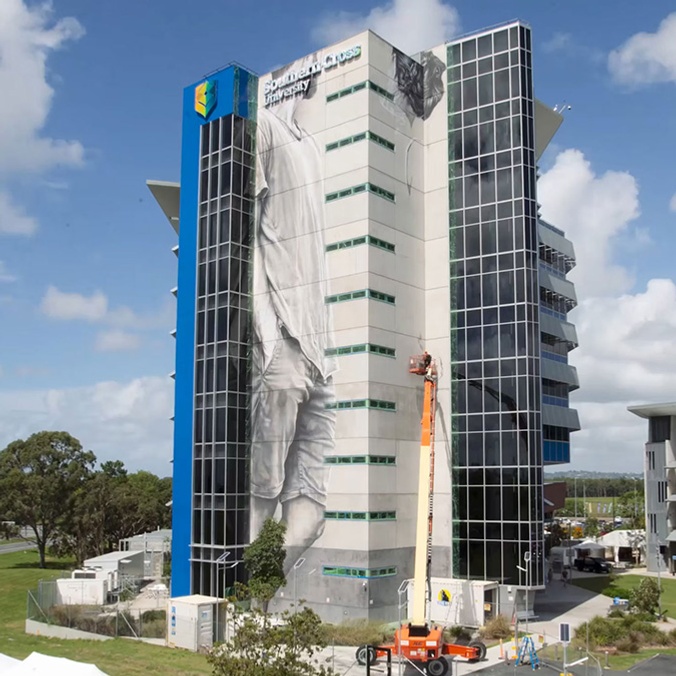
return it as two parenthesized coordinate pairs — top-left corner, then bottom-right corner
(250, 55), (337, 573)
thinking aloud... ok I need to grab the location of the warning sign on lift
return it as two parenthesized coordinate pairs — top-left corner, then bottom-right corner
(437, 589), (452, 606)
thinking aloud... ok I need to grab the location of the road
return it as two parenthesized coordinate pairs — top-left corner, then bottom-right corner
(0, 540), (37, 554)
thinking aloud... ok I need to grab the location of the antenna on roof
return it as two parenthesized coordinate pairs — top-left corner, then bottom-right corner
(553, 102), (572, 114)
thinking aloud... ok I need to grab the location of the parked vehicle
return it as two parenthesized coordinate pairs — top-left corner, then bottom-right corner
(575, 556), (611, 573)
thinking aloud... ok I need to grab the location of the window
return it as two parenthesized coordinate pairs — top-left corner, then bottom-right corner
(325, 343), (396, 358)
(325, 183), (395, 203)
(326, 80), (394, 103)
(322, 566), (397, 578)
(325, 455), (396, 465)
(658, 481), (668, 503)
(649, 416), (671, 443)
(324, 511), (396, 521)
(649, 513), (658, 534)
(647, 450), (655, 471)
(325, 399), (396, 412)
(326, 131), (395, 153)
(326, 235), (395, 253)
(325, 289), (395, 305)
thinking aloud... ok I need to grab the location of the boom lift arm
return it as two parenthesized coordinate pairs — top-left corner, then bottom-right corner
(357, 353), (486, 675)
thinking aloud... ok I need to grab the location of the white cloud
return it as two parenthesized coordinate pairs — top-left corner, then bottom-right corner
(95, 330), (142, 352)
(538, 151), (676, 472)
(0, 376), (173, 474)
(0, 191), (38, 235)
(541, 32), (604, 64)
(0, 0), (85, 175)
(609, 12), (676, 85)
(0, 261), (17, 283)
(0, 1), (84, 239)
(669, 193), (676, 212)
(39, 285), (173, 350)
(41, 285), (108, 321)
(538, 149), (640, 299)
(312, 0), (460, 56)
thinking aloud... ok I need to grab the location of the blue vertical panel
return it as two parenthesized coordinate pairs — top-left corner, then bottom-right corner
(171, 68), (236, 597)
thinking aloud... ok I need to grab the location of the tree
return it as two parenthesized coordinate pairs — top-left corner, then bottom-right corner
(207, 605), (335, 676)
(629, 577), (660, 615)
(584, 516), (600, 538)
(556, 498), (585, 518)
(0, 431), (95, 567)
(53, 464), (172, 564)
(243, 518), (287, 610)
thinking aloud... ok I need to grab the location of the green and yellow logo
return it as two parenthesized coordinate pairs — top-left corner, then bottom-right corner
(195, 80), (217, 119)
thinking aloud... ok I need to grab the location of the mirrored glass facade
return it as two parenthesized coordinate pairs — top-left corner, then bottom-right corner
(191, 113), (255, 596)
(448, 24), (543, 586)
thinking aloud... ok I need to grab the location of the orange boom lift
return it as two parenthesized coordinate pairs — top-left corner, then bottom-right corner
(356, 353), (486, 675)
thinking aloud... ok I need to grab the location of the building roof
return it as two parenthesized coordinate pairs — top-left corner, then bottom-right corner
(146, 180), (180, 234)
(170, 594), (221, 605)
(83, 550), (144, 565)
(628, 402), (676, 419)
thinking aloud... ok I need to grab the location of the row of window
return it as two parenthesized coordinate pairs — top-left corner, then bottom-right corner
(325, 399), (396, 411)
(325, 288), (396, 305)
(326, 130), (395, 153)
(657, 480), (668, 503)
(325, 343), (395, 358)
(322, 566), (397, 579)
(326, 80), (394, 103)
(325, 455), (396, 465)
(326, 234), (395, 253)
(325, 182), (396, 204)
(324, 511), (396, 521)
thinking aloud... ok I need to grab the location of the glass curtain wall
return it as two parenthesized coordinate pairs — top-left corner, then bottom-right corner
(448, 23), (544, 587)
(191, 113), (255, 597)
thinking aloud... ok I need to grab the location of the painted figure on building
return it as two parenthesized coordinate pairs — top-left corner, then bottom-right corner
(251, 54), (337, 573)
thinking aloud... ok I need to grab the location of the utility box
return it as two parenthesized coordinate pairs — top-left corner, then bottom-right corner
(406, 578), (499, 628)
(167, 595), (225, 652)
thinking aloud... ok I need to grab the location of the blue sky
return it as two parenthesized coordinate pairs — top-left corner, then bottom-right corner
(1, 0), (675, 474)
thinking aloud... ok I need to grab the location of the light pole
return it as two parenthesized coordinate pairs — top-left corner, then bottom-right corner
(293, 557), (306, 615)
(517, 562), (529, 635)
(215, 551), (240, 643)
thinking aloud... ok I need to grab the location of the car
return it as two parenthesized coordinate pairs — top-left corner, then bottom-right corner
(575, 556), (611, 573)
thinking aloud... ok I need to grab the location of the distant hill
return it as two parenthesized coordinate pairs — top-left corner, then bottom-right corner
(544, 470), (642, 479)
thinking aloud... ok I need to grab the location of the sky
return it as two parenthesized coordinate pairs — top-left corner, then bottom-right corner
(0, 0), (675, 476)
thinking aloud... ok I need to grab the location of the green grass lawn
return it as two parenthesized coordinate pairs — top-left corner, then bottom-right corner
(571, 573), (676, 618)
(0, 550), (211, 675)
(539, 644), (676, 670)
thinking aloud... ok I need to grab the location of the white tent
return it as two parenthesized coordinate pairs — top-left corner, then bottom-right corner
(573, 540), (606, 556)
(0, 653), (20, 675)
(596, 529), (646, 563)
(3, 652), (108, 676)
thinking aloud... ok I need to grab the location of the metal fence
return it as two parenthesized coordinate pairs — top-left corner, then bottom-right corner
(27, 576), (171, 640)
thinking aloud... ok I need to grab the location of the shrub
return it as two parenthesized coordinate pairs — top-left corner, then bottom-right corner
(479, 615), (512, 640)
(321, 620), (395, 646)
(140, 618), (166, 638)
(616, 633), (640, 653)
(444, 625), (473, 643)
(629, 578), (660, 615)
(141, 609), (166, 623)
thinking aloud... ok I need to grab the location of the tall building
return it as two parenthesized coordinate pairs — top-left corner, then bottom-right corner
(149, 19), (580, 623)
(628, 403), (676, 574)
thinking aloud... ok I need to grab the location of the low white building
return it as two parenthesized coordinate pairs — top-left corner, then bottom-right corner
(83, 550), (145, 579)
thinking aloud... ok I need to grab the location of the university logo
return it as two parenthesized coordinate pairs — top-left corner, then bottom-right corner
(195, 80), (217, 119)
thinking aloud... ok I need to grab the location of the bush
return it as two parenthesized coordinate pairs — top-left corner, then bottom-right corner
(444, 625), (473, 643)
(322, 620), (395, 646)
(616, 633), (641, 653)
(629, 578), (660, 615)
(141, 609), (166, 623)
(479, 615), (512, 640)
(574, 614), (671, 652)
(140, 618), (166, 638)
